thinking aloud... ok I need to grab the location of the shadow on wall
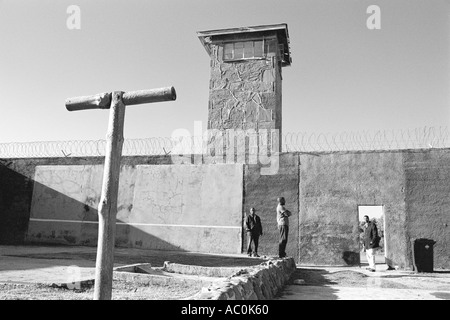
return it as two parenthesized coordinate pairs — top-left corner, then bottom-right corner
(0, 165), (264, 272)
(24, 181), (190, 253)
(0, 163), (188, 253)
(0, 162), (33, 245)
(342, 251), (360, 265)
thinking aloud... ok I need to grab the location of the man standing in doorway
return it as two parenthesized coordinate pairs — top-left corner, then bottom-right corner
(363, 215), (380, 272)
(276, 197), (291, 258)
(245, 207), (263, 257)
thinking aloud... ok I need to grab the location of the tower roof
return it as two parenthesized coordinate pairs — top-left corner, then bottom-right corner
(197, 23), (292, 66)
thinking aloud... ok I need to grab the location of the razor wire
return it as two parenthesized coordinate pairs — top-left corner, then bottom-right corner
(283, 126), (450, 152)
(1, 126), (450, 158)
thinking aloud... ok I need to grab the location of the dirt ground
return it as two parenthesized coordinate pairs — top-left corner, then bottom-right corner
(3, 266), (450, 300)
(1, 245), (264, 267)
(0, 280), (202, 300)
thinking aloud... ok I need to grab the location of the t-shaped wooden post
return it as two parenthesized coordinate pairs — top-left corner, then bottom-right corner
(65, 87), (176, 300)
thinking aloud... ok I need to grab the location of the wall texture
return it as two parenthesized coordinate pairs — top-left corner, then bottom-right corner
(299, 152), (407, 267)
(0, 156), (181, 245)
(190, 257), (297, 300)
(208, 34), (281, 132)
(26, 163), (243, 254)
(0, 163), (33, 244)
(243, 153), (299, 261)
(404, 150), (450, 269)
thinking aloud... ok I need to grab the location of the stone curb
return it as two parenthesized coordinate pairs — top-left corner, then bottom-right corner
(43, 257), (296, 299)
(113, 263), (153, 273)
(48, 271), (217, 290)
(47, 278), (95, 290)
(163, 261), (247, 278)
(188, 257), (296, 300)
(112, 270), (215, 287)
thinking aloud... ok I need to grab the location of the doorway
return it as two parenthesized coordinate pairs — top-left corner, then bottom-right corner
(358, 205), (386, 266)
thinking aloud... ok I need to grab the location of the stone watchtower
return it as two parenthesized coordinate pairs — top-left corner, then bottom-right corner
(197, 24), (291, 154)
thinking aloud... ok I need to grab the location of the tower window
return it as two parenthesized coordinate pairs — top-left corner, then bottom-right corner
(244, 41), (253, 58)
(223, 40), (265, 61)
(254, 41), (263, 57)
(234, 42), (244, 59)
(224, 43), (234, 60)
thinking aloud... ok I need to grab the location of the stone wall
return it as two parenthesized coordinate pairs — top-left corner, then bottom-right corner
(207, 34), (281, 133)
(190, 257), (296, 300)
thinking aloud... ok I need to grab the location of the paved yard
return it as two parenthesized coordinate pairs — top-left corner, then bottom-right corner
(277, 265), (450, 300)
(1, 245), (450, 300)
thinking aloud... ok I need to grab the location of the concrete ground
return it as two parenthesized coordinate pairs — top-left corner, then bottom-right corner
(277, 263), (450, 300)
(1, 245), (450, 300)
(278, 284), (450, 300)
(0, 246), (98, 284)
(0, 244), (260, 286)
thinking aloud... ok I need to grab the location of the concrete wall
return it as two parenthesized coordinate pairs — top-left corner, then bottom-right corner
(123, 164), (243, 253)
(404, 151), (450, 269)
(0, 163), (33, 244)
(243, 153), (299, 261)
(26, 163), (243, 254)
(1, 149), (449, 269)
(0, 157), (105, 245)
(299, 152), (407, 267)
(0, 155), (189, 245)
(299, 150), (450, 269)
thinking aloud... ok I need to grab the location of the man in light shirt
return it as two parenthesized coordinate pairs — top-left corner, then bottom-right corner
(276, 197), (291, 258)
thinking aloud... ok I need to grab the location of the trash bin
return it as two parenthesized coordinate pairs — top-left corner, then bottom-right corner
(411, 238), (436, 272)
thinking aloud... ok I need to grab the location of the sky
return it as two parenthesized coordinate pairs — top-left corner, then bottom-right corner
(0, 0), (449, 143)
(358, 205), (383, 222)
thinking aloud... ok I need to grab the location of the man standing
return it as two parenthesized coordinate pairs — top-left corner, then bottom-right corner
(276, 197), (291, 258)
(245, 207), (263, 257)
(363, 215), (380, 272)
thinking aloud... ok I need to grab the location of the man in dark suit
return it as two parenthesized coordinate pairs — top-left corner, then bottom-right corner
(363, 215), (380, 272)
(245, 207), (263, 257)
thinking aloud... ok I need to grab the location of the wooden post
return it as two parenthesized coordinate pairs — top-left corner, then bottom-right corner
(65, 86), (176, 300)
(93, 91), (126, 300)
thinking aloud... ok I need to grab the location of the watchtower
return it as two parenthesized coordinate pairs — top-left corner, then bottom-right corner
(197, 24), (291, 153)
